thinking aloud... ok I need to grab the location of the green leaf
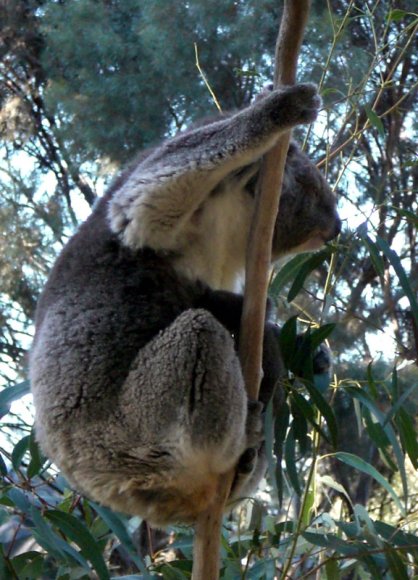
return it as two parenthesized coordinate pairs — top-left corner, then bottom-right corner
(91, 503), (148, 575)
(30, 506), (88, 568)
(345, 386), (408, 506)
(361, 234), (385, 277)
(0, 381), (31, 417)
(28, 429), (47, 478)
(375, 236), (418, 327)
(303, 381), (338, 448)
(366, 362), (379, 399)
(285, 427), (301, 496)
(383, 380), (418, 426)
(333, 452), (405, 515)
(273, 401), (290, 506)
(384, 543), (409, 580)
(302, 531), (359, 555)
(278, 316), (298, 369)
(395, 409), (418, 469)
(270, 254), (312, 297)
(291, 390), (330, 444)
(309, 324), (336, 350)
(387, 9), (407, 21)
(10, 552), (44, 578)
(45, 510), (110, 579)
(374, 521), (418, 561)
(325, 558), (340, 579)
(264, 400), (278, 501)
(287, 249), (332, 302)
(389, 205), (418, 226)
(365, 107), (385, 138)
(7, 488), (32, 513)
(0, 453), (7, 476)
(320, 475), (353, 512)
(11, 435), (30, 471)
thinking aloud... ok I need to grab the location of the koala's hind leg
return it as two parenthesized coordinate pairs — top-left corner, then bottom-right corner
(102, 309), (250, 525)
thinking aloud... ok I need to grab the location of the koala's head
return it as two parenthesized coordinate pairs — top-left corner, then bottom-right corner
(272, 142), (341, 258)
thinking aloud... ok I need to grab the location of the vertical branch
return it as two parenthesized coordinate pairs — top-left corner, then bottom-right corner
(192, 2), (311, 578)
(239, 0), (311, 399)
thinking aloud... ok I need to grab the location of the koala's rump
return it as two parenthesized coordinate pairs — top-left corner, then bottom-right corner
(31, 271), (247, 523)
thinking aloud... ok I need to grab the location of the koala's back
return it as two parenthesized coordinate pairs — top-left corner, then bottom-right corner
(31, 194), (198, 440)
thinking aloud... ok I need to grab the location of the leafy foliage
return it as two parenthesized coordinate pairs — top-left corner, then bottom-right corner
(0, 0), (417, 577)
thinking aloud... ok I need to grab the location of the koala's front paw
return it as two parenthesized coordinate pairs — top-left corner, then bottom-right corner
(266, 83), (321, 128)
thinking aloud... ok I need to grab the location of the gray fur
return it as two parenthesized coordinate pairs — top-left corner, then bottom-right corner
(30, 84), (340, 526)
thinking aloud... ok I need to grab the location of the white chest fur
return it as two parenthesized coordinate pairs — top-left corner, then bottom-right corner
(172, 183), (253, 291)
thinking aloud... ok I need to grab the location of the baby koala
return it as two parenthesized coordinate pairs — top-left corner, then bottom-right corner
(30, 84), (340, 525)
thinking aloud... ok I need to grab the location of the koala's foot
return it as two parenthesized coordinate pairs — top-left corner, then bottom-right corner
(313, 343), (332, 375)
(263, 83), (321, 128)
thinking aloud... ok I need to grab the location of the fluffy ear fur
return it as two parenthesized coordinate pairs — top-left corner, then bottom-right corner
(30, 84), (340, 526)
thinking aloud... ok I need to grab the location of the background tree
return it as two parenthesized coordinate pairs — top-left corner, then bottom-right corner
(0, 0), (417, 578)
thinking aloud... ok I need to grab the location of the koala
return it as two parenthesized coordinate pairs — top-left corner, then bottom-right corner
(30, 84), (341, 526)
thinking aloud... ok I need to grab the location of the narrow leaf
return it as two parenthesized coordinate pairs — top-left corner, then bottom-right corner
(30, 506), (88, 568)
(287, 249), (331, 302)
(270, 253), (312, 297)
(375, 236), (418, 327)
(385, 543), (409, 580)
(11, 436), (30, 471)
(362, 234), (385, 277)
(45, 509), (110, 579)
(91, 503), (148, 575)
(285, 427), (301, 496)
(0, 381), (31, 416)
(346, 386), (408, 506)
(303, 380), (338, 448)
(309, 324), (336, 350)
(365, 107), (385, 138)
(389, 205), (418, 226)
(333, 452), (405, 515)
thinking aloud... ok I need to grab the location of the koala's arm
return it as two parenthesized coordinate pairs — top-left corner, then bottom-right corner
(109, 84), (320, 251)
